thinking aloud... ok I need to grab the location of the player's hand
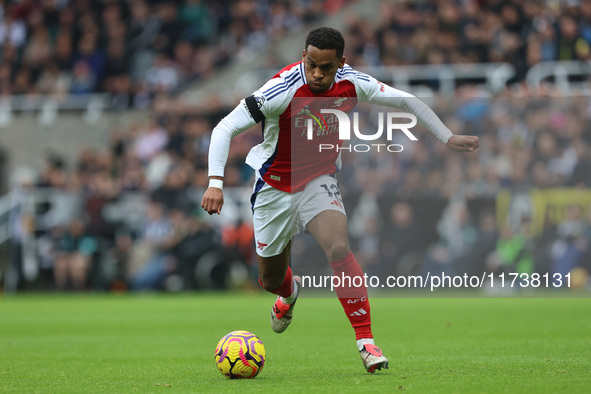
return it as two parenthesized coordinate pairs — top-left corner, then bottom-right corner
(201, 187), (224, 215)
(446, 135), (480, 152)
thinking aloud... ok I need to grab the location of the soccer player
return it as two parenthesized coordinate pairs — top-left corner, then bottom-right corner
(202, 27), (479, 373)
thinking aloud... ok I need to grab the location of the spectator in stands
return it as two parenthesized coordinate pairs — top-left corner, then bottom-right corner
(5, 168), (37, 291)
(153, 2), (182, 55)
(490, 218), (534, 277)
(133, 120), (169, 164)
(551, 204), (589, 284)
(151, 164), (195, 213)
(103, 40), (131, 86)
(74, 33), (105, 81)
(36, 62), (70, 96)
(174, 215), (218, 290)
(128, 201), (177, 290)
(179, 0), (215, 44)
(53, 30), (74, 72)
(221, 219), (255, 267)
(37, 154), (67, 189)
(0, 10), (27, 49)
(69, 59), (97, 94)
(83, 171), (117, 244)
(378, 202), (424, 276)
(422, 200), (478, 277)
(556, 15), (588, 61)
(12, 67), (33, 95)
(172, 40), (195, 80)
(144, 53), (179, 94)
(129, 0), (160, 81)
(23, 26), (52, 74)
(569, 140), (591, 187)
(53, 218), (98, 291)
(455, 210), (498, 277)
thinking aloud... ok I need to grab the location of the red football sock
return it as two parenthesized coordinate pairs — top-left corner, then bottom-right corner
(259, 266), (294, 298)
(330, 252), (373, 340)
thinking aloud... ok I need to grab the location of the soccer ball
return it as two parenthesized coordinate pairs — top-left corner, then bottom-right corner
(214, 330), (266, 379)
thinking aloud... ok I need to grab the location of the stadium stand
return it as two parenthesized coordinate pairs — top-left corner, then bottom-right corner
(0, 0), (353, 103)
(1, 0), (591, 292)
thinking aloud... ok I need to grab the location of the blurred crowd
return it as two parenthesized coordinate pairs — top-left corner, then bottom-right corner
(3, 0), (591, 107)
(3, 0), (591, 292)
(344, 0), (591, 81)
(6, 89), (591, 292)
(294, 92), (591, 289)
(0, 0), (348, 107)
(7, 95), (256, 291)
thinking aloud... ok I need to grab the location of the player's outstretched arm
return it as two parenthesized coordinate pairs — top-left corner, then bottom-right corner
(446, 135), (480, 152)
(356, 74), (481, 150)
(202, 99), (262, 215)
(201, 176), (224, 215)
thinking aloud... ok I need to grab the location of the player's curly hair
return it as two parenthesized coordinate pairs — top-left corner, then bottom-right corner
(305, 27), (345, 58)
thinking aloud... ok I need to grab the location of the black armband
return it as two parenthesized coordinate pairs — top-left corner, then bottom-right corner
(244, 95), (266, 123)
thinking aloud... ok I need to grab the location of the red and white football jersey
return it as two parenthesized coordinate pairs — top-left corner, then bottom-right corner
(207, 62), (452, 193)
(244, 61), (387, 192)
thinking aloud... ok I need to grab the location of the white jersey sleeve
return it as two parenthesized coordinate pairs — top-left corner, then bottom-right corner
(208, 103), (256, 178)
(207, 66), (301, 178)
(249, 77), (294, 119)
(353, 72), (453, 143)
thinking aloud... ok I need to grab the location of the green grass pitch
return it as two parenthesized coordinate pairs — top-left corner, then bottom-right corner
(1, 292), (590, 393)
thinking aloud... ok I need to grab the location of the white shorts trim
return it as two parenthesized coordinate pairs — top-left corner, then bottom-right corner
(251, 174), (346, 257)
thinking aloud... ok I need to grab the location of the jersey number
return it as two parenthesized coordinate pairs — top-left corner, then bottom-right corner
(320, 184), (342, 201)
